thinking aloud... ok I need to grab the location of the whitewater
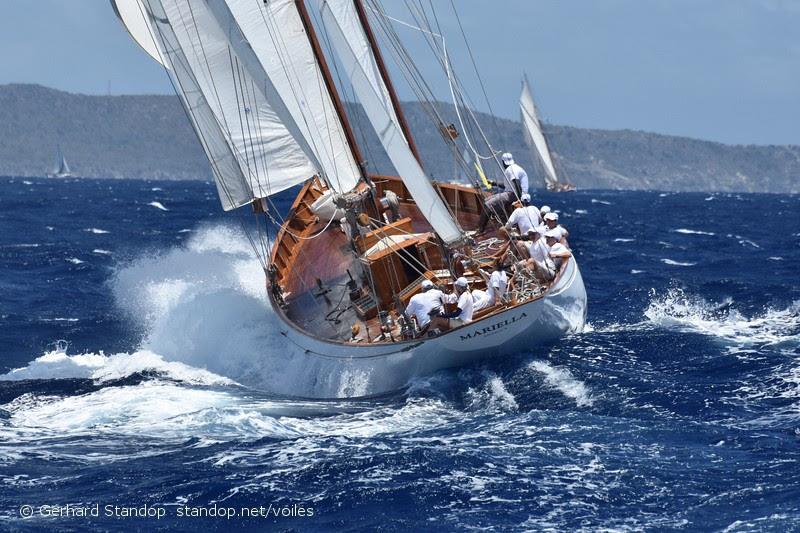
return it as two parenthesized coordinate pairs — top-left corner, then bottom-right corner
(0, 178), (798, 531)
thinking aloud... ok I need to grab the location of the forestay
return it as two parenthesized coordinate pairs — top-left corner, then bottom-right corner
(520, 75), (559, 188)
(318, 0), (463, 245)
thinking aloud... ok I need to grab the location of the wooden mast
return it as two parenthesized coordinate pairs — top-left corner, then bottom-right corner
(295, 0), (366, 176)
(352, 0), (423, 166)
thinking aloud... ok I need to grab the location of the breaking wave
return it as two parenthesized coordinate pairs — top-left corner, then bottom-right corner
(528, 360), (593, 407)
(644, 289), (800, 346)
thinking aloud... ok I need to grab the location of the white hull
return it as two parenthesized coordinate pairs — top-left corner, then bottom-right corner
(268, 259), (587, 398)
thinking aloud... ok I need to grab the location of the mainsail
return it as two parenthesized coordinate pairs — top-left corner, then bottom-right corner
(318, 0), (463, 244)
(520, 74), (559, 189)
(57, 150), (71, 176)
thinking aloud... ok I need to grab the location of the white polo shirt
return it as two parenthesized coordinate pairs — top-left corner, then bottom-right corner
(506, 205), (542, 234)
(527, 236), (550, 263)
(486, 270), (508, 305)
(406, 289), (445, 328)
(503, 163), (529, 195)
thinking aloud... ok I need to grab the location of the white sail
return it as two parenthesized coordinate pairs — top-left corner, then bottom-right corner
(59, 153), (71, 175)
(318, 0), (463, 244)
(520, 75), (559, 188)
(222, 0), (361, 195)
(140, 0), (339, 210)
(110, 0), (165, 66)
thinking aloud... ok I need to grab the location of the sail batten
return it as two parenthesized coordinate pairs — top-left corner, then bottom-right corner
(318, 0), (463, 244)
(520, 75), (559, 189)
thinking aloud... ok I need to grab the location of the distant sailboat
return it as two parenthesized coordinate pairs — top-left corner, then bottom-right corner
(48, 146), (73, 178)
(520, 75), (575, 192)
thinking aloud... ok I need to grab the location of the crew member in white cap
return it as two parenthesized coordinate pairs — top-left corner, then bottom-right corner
(545, 229), (572, 271)
(405, 279), (445, 331)
(543, 212), (569, 244)
(432, 277), (474, 329)
(539, 205), (551, 218)
(473, 260), (509, 311)
(519, 226), (555, 281)
(501, 152), (529, 197)
(504, 193), (541, 236)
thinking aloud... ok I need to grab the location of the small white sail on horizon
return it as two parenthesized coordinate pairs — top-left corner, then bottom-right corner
(520, 74), (559, 190)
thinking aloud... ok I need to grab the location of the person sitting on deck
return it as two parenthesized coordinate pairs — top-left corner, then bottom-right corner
(543, 212), (569, 244)
(405, 279), (445, 332)
(545, 228), (572, 275)
(430, 277), (474, 330)
(504, 193), (541, 236)
(472, 261), (509, 311)
(539, 205), (551, 219)
(517, 225), (555, 282)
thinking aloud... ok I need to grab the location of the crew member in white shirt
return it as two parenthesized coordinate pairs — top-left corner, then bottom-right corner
(431, 277), (474, 330)
(520, 226), (555, 281)
(545, 228), (572, 274)
(405, 279), (445, 331)
(504, 193), (541, 236)
(501, 152), (529, 198)
(543, 212), (569, 244)
(473, 261), (509, 311)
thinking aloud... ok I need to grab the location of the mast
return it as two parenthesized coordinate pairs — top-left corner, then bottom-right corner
(295, 0), (366, 176)
(351, 0), (423, 166)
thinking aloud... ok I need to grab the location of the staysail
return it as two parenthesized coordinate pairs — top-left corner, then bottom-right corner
(221, 0), (362, 195)
(520, 74), (559, 189)
(318, 0), (463, 244)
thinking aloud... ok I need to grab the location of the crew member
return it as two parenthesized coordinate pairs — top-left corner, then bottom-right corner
(501, 152), (529, 198)
(504, 193), (541, 235)
(543, 212), (569, 243)
(405, 279), (445, 331)
(473, 261), (509, 311)
(431, 277), (474, 330)
(545, 229), (572, 271)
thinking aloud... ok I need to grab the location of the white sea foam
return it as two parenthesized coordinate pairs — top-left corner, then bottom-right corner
(85, 228), (110, 234)
(630, 269), (644, 274)
(528, 361), (593, 407)
(615, 238), (635, 242)
(591, 199), (612, 205)
(660, 258), (696, 266)
(93, 249), (112, 255)
(66, 257), (84, 265)
(644, 289), (800, 346)
(574, 209), (588, 214)
(148, 201), (168, 211)
(673, 228), (715, 236)
(464, 372), (519, 413)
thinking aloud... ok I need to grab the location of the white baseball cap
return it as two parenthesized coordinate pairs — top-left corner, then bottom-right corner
(501, 152), (514, 165)
(544, 229), (560, 239)
(540, 205), (551, 215)
(421, 279), (434, 289)
(454, 277), (468, 288)
(520, 193), (531, 203)
(544, 212), (559, 221)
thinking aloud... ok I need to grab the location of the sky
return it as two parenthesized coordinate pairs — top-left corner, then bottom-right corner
(0, 0), (797, 146)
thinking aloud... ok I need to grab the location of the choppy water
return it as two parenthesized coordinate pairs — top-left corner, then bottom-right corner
(1, 177), (798, 531)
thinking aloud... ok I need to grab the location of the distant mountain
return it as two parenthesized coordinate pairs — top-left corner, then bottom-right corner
(1, 84), (797, 193)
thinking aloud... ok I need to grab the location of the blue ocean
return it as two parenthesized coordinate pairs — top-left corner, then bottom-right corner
(0, 176), (798, 532)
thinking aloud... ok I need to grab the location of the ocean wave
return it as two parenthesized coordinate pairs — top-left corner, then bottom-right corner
(84, 228), (109, 234)
(673, 228), (715, 236)
(528, 361), (593, 407)
(147, 201), (168, 211)
(0, 345), (232, 386)
(644, 289), (800, 346)
(660, 258), (696, 266)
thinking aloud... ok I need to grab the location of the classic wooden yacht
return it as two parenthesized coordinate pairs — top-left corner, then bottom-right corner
(114, 0), (587, 398)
